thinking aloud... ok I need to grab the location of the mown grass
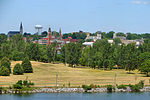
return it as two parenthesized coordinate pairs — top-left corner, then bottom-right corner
(0, 61), (150, 87)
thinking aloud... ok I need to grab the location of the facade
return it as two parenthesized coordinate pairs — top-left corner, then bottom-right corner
(7, 22), (23, 38)
(86, 31), (102, 42)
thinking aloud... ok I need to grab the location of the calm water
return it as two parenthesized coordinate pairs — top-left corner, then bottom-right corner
(0, 92), (150, 100)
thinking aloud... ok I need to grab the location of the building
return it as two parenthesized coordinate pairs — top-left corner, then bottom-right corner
(85, 31), (102, 42)
(7, 22), (23, 38)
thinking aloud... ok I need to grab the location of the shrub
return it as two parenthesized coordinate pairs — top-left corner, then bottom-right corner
(82, 85), (92, 91)
(137, 80), (144, 89)
(129, 84), (140, 92)
(22, 57), (33, 73)
(0, 57), (11, 73)
(13, 84), (23, 89)
(16, 80), (23, 85)
(0, 87), (3, 94)
(107, 85), (113, 92)
(0, 66), (10, 76)
(13, 63), (24, 75)
(117, 84), (127, 89)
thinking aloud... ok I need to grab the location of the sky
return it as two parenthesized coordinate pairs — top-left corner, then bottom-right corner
(0, 0), (150, 34)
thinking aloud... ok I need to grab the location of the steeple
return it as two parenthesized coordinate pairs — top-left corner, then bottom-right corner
(20, 22), (23, 35)
(59, 28), (62, 40)
(47, 27), (52, 45)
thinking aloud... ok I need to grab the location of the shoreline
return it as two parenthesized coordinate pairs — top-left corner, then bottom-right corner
(1, 87), (150, 94)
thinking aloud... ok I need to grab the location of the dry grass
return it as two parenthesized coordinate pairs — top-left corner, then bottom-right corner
(0, 61), (150, 87)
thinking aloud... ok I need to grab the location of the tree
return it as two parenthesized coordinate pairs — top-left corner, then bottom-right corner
(125, 43), (138, 73)
(13, 63), (24, 75)
(12, 51), (24, 61)
(0, 66), (10, 76)
(113, 38), (121, 45)
(22, 57), (33, 73)
(25, 43), (40, 61)
(140, 60), (150, 77)
(65, 43), (82, 67)
(0, 57), (11, 73)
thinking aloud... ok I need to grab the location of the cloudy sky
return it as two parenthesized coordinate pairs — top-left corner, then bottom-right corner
(0, 0), (150, 34)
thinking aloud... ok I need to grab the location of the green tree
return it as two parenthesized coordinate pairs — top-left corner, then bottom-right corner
(0, 57), (11, 73)
(113, 38), (121, 45)
(22, 57), (33, 73)
(13, 63), (24, 75)
(140, 60), (150, 77)
(0, 66), (10, 76)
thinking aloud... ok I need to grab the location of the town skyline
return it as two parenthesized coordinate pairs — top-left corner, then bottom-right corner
(0, 0), (150, 34)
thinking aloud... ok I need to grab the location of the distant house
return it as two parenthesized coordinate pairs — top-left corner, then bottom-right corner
(82, 42), (94, 47)
(85, 32), (102, 42)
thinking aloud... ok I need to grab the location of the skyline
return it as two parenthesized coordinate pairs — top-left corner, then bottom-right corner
(0, 0), (150, 34)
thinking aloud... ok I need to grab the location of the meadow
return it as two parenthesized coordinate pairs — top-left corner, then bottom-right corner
(0, 61), (150, 87)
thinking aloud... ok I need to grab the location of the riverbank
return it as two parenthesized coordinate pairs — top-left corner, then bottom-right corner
(1, 87), (150, 94)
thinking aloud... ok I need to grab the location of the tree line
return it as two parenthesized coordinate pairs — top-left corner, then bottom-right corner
(0, 33), (150, 76)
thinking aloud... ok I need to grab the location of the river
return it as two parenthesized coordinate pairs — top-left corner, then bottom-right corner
(0, 92), (150, 100)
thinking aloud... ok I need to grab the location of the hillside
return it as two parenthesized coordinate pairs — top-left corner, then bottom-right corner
(0, 61), (150, 87)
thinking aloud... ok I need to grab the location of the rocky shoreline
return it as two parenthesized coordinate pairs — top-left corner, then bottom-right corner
(1, 87), (150, 94)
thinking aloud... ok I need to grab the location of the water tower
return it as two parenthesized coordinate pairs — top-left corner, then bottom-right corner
(35, 25), (43, 35)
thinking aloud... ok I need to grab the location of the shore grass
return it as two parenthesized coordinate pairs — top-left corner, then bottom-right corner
(0, 61), (150, 87)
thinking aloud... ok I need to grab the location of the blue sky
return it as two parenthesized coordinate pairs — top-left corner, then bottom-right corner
(0, 0), (150, 34)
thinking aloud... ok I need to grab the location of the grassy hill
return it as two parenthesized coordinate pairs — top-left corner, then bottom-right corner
(0, 61), (150, 87)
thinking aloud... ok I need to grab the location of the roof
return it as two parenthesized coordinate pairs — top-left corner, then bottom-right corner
(8, 31), (20, 34)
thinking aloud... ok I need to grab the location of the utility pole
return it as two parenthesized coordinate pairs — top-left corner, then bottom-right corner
(114, 73), (117, 88)
(135, 74), (137, 85)
(56, 72), (58, 87)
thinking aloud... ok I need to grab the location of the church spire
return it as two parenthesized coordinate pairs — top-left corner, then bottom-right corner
(20, 22), (23, 35)
(59, 28), (62, 40)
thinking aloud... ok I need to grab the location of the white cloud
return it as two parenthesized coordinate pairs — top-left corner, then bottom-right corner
(131, 1), (149, 5)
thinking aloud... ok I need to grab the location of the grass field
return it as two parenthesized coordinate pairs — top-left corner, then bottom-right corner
(0, 61), (150, 87)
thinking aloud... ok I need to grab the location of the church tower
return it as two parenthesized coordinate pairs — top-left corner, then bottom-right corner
(59, 28), (62, 40)
(20, 22), (23, 35)
(47, 28), (52, 45)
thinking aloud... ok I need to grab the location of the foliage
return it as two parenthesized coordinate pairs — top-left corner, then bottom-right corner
(0, 57), (11, 73)
(13, 80), (34, 89)
(117, 84), (127, 89)
(129, 84), (140, 92)
(139, 60), (150, 77)
(107, 85), (113, 92)
(82, 85), (92, 91)
(0, 66), (10, 76)
(13, 63), (24, 75)
(22, 57), (33, 73)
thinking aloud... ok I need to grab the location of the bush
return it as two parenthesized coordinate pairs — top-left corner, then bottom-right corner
(0, 66), (10, 76)
(107, 85), (113, 92)
(129, 84), (140, 92)
(117, 84), (127, 89)
(22, 57), (33, 73)
(13, 63), (24, 75)
(13, 84), (23, 89)
(0, 87), (3, 94)
(137, 80), (144, 89)
(0, 57), (11, 73)
(82, 85), (92, 91)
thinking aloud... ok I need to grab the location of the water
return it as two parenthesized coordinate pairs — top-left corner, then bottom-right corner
(0, 92), (150, 100)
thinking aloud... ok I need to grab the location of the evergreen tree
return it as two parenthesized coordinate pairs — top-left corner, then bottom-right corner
(13, 63), (24, 75)
(22, 57), (33, 73)
(0, 57), (11, 73)
(0, 66), (10, 76)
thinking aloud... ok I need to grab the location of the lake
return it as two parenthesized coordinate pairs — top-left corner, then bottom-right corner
(0, 92), (150, 100)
